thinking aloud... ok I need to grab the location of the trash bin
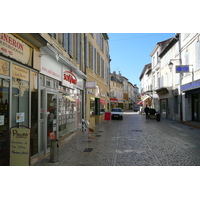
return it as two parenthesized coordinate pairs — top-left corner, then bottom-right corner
(156, 113), (161, 121)
(50, 139), (59, 163)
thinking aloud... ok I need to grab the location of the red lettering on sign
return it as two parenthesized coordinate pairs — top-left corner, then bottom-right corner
(0, 33), (24, 51)
(63, 71), (77, 85)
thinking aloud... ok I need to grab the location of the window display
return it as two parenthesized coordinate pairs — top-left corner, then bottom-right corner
(58, 88), (76, 137)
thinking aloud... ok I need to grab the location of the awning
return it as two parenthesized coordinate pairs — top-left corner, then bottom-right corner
(110, 98), (118, 102)
(66, 96), (75, 102)
(137, 100), (143, 105)
(155, 87), (169, 95)
(142, 96), (150, 101)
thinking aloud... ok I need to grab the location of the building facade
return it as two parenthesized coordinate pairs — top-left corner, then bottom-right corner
(85, 33), (110, 128)
(141, 33), (200, 123)
(0, 33), (110, 166)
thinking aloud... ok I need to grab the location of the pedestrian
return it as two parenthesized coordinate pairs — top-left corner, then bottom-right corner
(144, 105), (149, 119)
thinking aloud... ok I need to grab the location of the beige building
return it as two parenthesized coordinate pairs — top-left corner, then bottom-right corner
(85, 33), (110, 128)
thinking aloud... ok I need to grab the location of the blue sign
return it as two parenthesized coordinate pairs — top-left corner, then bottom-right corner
(181, 79), (200, 91)
(176, 65), (189, 73)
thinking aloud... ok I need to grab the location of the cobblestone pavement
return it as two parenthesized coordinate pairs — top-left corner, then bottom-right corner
(35, 111), (200, 166)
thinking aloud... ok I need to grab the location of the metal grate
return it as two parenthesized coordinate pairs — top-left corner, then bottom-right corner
(83, 148), (93, 152)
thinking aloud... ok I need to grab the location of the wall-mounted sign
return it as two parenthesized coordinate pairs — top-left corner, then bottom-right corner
(0, 33), (32, 66)
(10, 127), (30, 166)
(176, 65), (189, 73)
(12, 64), (29, 81)
(86, 81), (96, 89)
(63, 70), (77, 85)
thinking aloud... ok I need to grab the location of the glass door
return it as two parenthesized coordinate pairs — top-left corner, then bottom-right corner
(0, 78), (10, 166)
(46, 93), (57, 149)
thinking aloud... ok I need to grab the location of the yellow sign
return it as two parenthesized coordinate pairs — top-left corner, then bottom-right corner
(0, 33), (32, 66)
(12, 64), (29, 81)
(10, 127), (30, 166)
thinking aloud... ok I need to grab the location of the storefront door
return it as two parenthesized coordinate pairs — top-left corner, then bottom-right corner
(46, 92), (57, 149)
(40, 90), (57, 154)
(0, 78), (10, 166)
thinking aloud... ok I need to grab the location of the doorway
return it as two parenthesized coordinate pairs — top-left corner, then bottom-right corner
(40, 90), (57, 154)
(0, 78), (10, 166)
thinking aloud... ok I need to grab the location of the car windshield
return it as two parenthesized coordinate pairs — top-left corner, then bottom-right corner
(112, 108), (122, 112)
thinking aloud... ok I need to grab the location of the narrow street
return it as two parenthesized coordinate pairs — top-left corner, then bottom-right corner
(35, 111), (200, 166)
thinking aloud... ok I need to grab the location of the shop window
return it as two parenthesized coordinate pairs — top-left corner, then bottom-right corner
(46, 78), (50, 87)
(58, 89), (76, 137)
(12, 64), (29, 127)
(39, 74), (44, 86)
(0, 59), (10, 76)
(90, 97), (95, 117)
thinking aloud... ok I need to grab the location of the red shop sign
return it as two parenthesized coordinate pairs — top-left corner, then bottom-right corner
(63, 70), (77, 85)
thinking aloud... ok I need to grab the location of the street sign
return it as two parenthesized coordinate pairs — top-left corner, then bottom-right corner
(176, 65), (189, 73)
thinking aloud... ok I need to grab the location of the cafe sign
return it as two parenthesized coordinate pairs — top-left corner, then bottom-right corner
(10, 127), (31, 166)
(0, 33), (32, 66)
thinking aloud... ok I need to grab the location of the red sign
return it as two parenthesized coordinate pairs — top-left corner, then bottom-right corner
(63, 70), (77, 85)
(104, 112), (111, 121)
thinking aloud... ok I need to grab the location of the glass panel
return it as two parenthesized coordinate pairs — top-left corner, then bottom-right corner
(47, 93), (57, 148)
(0, 59), (10, 76)
(12, 64), (29, 127)
(31, 71), (38, 156)
(40, 90), (45, 153)
(0, 78), (9, 166)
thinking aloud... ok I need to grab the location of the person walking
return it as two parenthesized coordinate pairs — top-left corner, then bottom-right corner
(144, 105), (150, 119)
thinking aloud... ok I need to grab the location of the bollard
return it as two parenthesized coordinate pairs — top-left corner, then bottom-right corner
(50, 139), (59, 163)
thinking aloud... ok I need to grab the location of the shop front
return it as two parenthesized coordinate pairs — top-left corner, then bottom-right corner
(0, 33), (38, 165)
(182, 79), (200, 122)
(39, 45), (86, 158)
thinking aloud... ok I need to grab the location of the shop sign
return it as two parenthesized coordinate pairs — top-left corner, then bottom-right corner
(10, 127), (30, 166)
(176, 65), (189, 73)
(86, 81), (96, 89)
(12, 64), (29, 81)
(63, 70), (77, 85)
(0, 33), (32, 66)
(62, 67), (83, 90)
(181, 79), (200, 91)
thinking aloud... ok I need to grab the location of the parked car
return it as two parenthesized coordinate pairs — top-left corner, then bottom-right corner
(111, 108), (123, 120)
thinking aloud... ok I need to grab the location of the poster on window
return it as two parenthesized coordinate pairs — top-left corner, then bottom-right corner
(16, 112), (25, 122)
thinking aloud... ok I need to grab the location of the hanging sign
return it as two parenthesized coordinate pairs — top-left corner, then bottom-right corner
(176, 65), (189, 73)
(10, 126), (31, 166)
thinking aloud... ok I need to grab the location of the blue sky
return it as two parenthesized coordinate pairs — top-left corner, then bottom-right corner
(108, 33), (175, 89)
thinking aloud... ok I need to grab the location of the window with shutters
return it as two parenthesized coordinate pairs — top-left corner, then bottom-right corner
(76, 33), (81, 64)
(49, 33), (56, 39)
(68, 33), (73, 57)
(195, 41), (200, 70)
(101, 58), (104, 78)
(97, 52), (100, 76)
(85, 36), (89, 68)
(62, 33), (68, 52)
(93, 47), (97, 73)
(89, 42), (93, 70)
